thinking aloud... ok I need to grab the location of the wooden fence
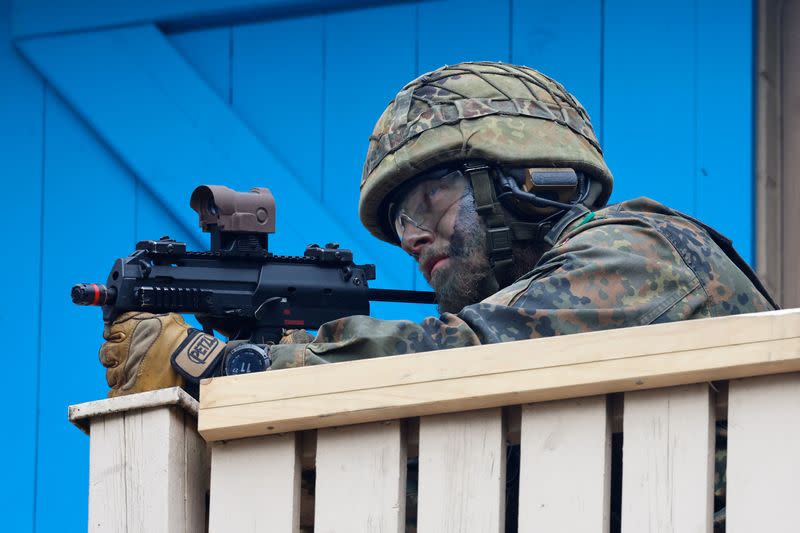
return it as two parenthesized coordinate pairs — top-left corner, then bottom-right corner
(71, 309), (800, 532)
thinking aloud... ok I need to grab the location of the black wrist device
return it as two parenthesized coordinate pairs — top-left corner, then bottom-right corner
(222, 343), (271, 376)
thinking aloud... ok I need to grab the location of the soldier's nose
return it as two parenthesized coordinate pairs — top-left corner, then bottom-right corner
(400, 225), (434, 257)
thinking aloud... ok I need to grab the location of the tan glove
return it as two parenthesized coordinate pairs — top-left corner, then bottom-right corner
(99, 312), (190, 397)
(279, 329), (315, 344)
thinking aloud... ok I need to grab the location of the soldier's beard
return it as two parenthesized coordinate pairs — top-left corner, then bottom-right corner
(420, 196), (551, 315)
(421, 198), (496, 315)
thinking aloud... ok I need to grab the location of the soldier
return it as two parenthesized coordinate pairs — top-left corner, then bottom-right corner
(100, 61), (775, 532)
(100, 60), (776, 392)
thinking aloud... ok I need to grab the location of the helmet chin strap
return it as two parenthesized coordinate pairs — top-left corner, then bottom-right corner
(463, 163), (588, 288)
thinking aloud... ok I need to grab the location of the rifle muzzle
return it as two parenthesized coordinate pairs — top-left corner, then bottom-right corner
(72, 283), (116, 306)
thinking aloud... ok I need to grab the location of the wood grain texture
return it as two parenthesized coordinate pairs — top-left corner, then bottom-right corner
(209, 433), (300, 532)
(70, 387), (198, 433)
(780, 0), (800, 306)
(314, 421), (405, 533)
(185, 412), (212, 533)
(123, 408), (187, 531)
(88, 414), (128, 532)
(622, 384), (714, 533)
(417, 409), (505, 532)
(756, 0), (783, 300)
(87, 406), (209, 533)
(199, 310), (800, 441)
(726, 373), (800, 532)
(518, 396), (610, 533)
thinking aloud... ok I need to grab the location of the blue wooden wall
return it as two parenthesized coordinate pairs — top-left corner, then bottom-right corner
(2, 0), (754, 530)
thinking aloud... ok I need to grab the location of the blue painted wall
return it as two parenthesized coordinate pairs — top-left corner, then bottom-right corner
(1, 0), (754, 530)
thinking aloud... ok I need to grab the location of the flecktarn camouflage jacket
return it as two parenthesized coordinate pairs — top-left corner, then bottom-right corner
(268, 197), (774, 369)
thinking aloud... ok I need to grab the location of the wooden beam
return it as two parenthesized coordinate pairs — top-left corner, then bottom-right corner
(198, 310), (800, 441)
(11, 0), (414, 38)
(15, 25), (406, 285)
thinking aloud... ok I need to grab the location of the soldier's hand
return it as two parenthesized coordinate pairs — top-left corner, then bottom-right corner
(279, 329), (315, 344)
(99, 312), (189, 397)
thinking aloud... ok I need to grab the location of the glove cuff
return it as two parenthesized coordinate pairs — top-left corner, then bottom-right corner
(171, 328), (226, 382)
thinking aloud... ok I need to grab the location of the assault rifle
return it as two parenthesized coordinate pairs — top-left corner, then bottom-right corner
(72, 185), (434, 345)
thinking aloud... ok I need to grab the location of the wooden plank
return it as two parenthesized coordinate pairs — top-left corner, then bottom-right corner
(756, 0), (783, 300)
(202, 310), (800, 409)
(518, 396), (610, 532)
(621, 384), (714, 533)
(201, 335), (800, 440)
(123, 408), (186, 531)
(88, 414), (128, 532)
(315, 421), (405, 532)
(86, 406), (209, 532)
(16, 25), (408, 286)
(0, 0), (43, 528)
(696, 0), (754, 262)
(726, 373), (800, 532)
(780, 0), (800, 306)
(199, 310), (800, 439)
(417, 409), (505, 532)
(184, 412), (212, 533)
(70, 387), (198, 433)
(209, 433), (300, 532)
(603, 0), (696, 210)
(200, 333), (800, 441)
(11, 0), (406, 37)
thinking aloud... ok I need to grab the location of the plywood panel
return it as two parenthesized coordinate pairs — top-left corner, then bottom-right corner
(417, 409), (505, 532)
(315, 421), (406, 532)
(604, 0), (695, 212)
(209, 433), (300, 532)
(0, 0), (43, 528)
(622, 384), (714, 533)
(519, 396), (610, 532)
(35, 88), (137, 532)
(727, 373), (800, 532)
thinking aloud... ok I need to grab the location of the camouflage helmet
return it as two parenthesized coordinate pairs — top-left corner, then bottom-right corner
(359, 61), (613, 244)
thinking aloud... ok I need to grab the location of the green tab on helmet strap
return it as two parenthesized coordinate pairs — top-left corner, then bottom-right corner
(576, 211), (596, 228)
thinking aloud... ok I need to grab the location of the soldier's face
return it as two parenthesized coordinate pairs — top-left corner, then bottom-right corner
(398, 177), (494, 313)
